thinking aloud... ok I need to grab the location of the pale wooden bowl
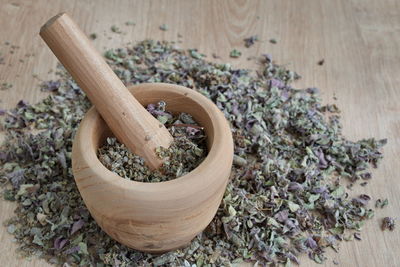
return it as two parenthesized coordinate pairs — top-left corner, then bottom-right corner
(72, 83), (233, 252)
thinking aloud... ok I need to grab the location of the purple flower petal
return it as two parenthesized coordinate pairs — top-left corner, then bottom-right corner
(285, 218), (296, 229)
(245, 119), (257, 131)
(288, 182), (303, 191)
(186, 126), (200, 136)
(146, 103), (171, 117)
(352, 194), (371, 206)
(307, 109), (317, 117)
(314, 149), (328, 168)
(7, 169), (25, 188)
(304, 236), (317, 250)
(17, 100), (28, 107)
(269, 78), (285, 89)
(226, 90), (233, 98)
(312, 186), (326, 194)
(64, 245), (80, 254)
(306, 87), (320, 94)
(232, 103), (240, 115)
(146, 103), (156, 113)
(54, 237), (68, 250)
(0, 151), (8, 161)
(360, 172), (372, 180)
(354, 232), (362, 240)
(263, 54), (272, 63)
(70, 219), (85, 235)
(281, 90), (290, 101)
(274, 210), (289, 223)
(155, 110), (171, 116)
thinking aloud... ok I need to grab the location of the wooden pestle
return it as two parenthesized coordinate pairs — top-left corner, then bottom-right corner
(40, 13), (173, 169)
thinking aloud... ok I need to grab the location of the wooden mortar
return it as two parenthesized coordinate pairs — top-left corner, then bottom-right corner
(72, 83), (234, 252)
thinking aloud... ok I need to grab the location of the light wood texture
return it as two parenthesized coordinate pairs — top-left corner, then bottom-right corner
(0, 0), (399, 266)
(72, 83), (233, 252)
(40, 13), (173, 170)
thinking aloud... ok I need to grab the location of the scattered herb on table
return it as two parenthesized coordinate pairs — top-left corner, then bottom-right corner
(382, 217), (395, 231)
(1, 82), (13, 90)
(110, 25), (121, 34)
(244, 35), (259, 48)
(0, 39), (387, 266)
(189, 49), (204, 59)
(375, 198), (389, 209)
(159, 24), (168, 31)
(125, 21), (135, 26)
(230, 49), (242, 58)
(89, 33), (97, 40)
(270, 38), (277, 44)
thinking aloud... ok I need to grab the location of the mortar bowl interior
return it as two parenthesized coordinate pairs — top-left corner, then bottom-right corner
(72, 83), (233, 252)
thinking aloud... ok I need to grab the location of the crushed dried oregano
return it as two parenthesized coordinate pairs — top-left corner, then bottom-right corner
(98, 101), (207, 183)
(0, 39), (388, 266)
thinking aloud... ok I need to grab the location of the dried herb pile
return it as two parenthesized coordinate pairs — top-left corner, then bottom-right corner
(0, 40), (387, 266)
(98, 102), (207, 183)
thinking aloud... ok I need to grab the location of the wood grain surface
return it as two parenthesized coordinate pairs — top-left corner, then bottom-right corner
(0, 0), (399, 266)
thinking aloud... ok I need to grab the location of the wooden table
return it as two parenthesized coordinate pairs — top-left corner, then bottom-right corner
(1, 0), (399, 266)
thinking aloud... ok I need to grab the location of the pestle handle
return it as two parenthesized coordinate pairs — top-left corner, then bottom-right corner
(40, 13), (173, 170)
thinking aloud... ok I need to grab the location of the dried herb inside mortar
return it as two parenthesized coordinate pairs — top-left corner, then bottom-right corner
(98, 101), (207, 183)
(0, 40), (387, 266)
